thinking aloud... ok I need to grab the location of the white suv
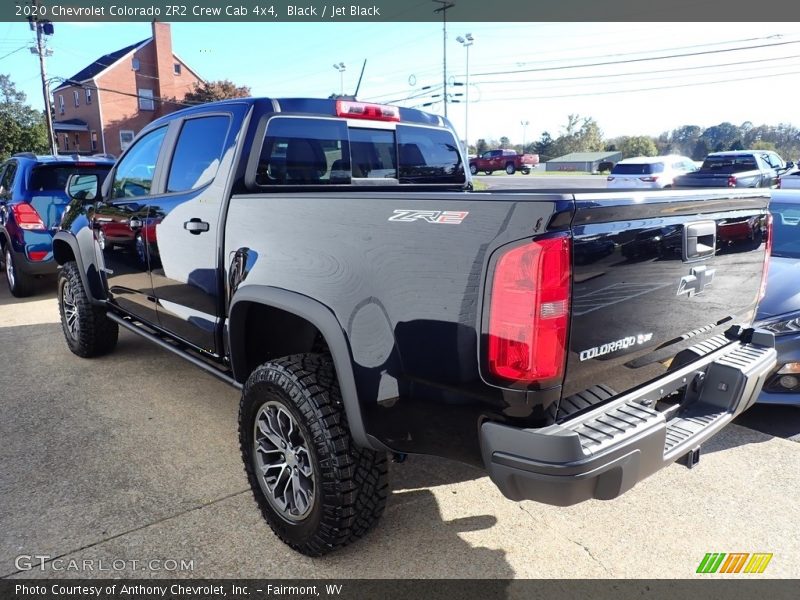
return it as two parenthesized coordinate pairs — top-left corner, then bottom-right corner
(607, 155), (697, 189)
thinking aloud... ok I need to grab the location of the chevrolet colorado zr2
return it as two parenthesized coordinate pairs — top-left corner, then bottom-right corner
(53, 97), (776, 556)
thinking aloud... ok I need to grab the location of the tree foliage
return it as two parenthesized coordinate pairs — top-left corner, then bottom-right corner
(183, 79), (251, 104)
(548, 114), (604, 158)
(0, 75), (49, 160)
(616, 135), (658, 158)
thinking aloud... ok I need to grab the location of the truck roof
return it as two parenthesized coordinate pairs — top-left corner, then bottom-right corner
(153, 97), (450, 129)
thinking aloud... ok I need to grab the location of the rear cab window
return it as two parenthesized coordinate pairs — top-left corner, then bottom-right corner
(252, 116), (465, 188)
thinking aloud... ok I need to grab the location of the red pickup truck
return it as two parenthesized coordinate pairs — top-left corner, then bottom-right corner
(469, 149), (539, 175)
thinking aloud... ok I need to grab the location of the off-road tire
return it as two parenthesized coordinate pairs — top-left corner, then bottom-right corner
(239, 353), (388, 556)
(4, 247), (34, 298)
(58, 261), (119, 357)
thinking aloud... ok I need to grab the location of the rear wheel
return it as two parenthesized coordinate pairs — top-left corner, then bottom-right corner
(4, 247), (34, 298)
(505, 162), (516, 175)
(522, 168), (531, 175)
(469, 164), (478, 175)
(58, 261), (119, 357)
(239, 354), (388, 556)
(484, 170), (492, 175)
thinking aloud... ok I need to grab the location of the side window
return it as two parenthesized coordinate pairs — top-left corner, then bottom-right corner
(0, 161), (18, 197)
(256, 118), (349, 186)
(397, 125), (465, 184)
(166, 115), (230, 192)
(110, 127), (167, 199)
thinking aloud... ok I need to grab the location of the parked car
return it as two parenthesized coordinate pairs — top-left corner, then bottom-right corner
(606, 155), (697, 189)
(756, 191), (800, 404)
(54, 97), (775, 556)
(469, 149), (538, 175)
(0, 153), (113, 296)
(673, 150), (794, 189)
(778, 169), (800, 189)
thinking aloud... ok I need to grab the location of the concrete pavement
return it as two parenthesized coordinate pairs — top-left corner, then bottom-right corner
(1, 282), (799, 579)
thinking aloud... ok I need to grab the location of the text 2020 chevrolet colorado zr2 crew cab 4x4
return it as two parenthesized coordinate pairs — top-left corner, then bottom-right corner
(53, 98), (776, 556)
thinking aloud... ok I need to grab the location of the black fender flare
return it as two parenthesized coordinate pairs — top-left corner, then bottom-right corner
(227, 285), (374, 450)
(52, 231), (105, 304)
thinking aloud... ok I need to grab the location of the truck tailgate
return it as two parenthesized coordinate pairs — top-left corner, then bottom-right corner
(560, 189), (770, 419)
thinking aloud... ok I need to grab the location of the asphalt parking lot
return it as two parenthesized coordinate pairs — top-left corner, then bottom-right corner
(1, 280), (799, 579)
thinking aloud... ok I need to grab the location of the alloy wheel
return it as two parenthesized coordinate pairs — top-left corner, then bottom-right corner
(61, 278), (79, 339)
(253, 401), (315, 522)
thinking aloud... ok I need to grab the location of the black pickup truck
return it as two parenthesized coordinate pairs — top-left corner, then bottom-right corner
(54, 98), (776, 556)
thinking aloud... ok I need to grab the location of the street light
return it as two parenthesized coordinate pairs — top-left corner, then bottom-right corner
(456, 33), (474, 153)
(521, 120), (530, 153)
(333, 62), (346, 96)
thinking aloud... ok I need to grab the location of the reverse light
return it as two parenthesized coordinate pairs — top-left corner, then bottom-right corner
(11, 203), (46, 231)
(487, 234), (571, 385)
(727, 175), (738, 187)
(759, 213), (773, 301)
(336, 100), (400, 122)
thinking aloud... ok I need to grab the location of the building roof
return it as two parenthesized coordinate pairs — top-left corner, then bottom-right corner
(53, 39), (149, 91)
(548, 151), (622, 162)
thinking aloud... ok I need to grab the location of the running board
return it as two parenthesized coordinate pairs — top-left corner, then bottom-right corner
(106, 313), (242, 389)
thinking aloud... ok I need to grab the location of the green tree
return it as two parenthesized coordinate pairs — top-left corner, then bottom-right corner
(668, 125), (702, 156)
(534, 131), (554, 160)
(475, 138), (488, 155)
(550, 114), (604, 157)
(618, 135), (658, 158)
(0, 74), (48, 160)
(183, 79), (251, 104)
(499, 136), (511, 148)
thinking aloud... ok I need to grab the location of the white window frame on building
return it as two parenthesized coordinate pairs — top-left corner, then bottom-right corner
(119, 130), (135, 152)
(138, 88), (155, 111)
(73, 90), (80, 107)
(58, 95), (65, 115)
(85, 88), (92, 104)
(173, 63), (181, 75)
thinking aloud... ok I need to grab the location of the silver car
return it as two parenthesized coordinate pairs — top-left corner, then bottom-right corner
(607, 155), (697, 189)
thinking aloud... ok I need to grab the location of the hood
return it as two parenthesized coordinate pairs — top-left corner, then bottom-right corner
(756, 256), (800, 319)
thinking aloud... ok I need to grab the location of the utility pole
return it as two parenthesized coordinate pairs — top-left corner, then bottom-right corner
(433, 1), (455, 119)
(333, 62), (346, 96)
(457, 34), (474, 152)
(29, 2), (57, 155)
(521, 120), (530, 153)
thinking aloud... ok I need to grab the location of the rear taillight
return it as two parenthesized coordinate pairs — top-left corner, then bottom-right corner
(27, 250), (48, 261)
(727, 175), (737, 187)
(759, 213), (773, 301)
(336, 99), (400, 121)
(639, 176), (659, 182)
(487, 234), (571, 385)
(11, 203), (46, 231)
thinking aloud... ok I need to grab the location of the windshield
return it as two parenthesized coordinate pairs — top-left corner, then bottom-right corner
(770, 202), (800, 259)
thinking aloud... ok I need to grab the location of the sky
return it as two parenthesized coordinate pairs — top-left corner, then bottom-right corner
(2, 20), (800, 146)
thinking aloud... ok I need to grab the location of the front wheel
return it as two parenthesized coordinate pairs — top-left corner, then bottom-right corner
(58, 261), (119, 357)
(505, 162), (516, 175)
(521, 169), (531, 175)
(239, 354), (388, 556)
(469, 164), (478, 175)
(484, 170), (492, 175)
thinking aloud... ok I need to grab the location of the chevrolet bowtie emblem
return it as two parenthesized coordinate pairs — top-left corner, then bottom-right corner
(677, 265), (715, 298)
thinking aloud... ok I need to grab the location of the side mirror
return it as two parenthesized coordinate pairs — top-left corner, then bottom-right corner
(66, 173), (99, 202)
(786, 161), (795, 169)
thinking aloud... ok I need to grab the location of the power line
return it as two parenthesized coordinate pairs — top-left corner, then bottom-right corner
(474, 68), (800, 102)
(0, 45), (28, 61)
(470, 38), (800, 77)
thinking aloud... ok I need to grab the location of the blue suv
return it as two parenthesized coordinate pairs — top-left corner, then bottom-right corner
(0, 153), (113, 297)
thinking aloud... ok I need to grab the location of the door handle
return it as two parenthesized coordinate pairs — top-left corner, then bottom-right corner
(184, 218), (210, 235)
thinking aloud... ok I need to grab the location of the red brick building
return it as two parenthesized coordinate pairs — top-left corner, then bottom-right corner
(52, 22), (203, 157)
